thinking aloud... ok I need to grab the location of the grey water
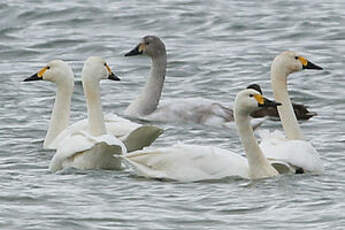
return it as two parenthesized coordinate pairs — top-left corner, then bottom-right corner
(1, 0), (345, 229)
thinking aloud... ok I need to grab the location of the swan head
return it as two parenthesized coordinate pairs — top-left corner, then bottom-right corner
(24, 60), (74, 87)
(271, 51), (323, 78)
(125, 35), (166, 58)
(235, 88), (281, 116)
(81, 56), (120, 83)
(246, 83), (263, 94)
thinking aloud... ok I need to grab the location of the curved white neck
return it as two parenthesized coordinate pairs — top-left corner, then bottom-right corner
(235, 110), (278, 179)
(271, 66), (304, 140)
(44, 83), (73, 148)
(125, 54), (167, 116)
(83, 80), (107, 136)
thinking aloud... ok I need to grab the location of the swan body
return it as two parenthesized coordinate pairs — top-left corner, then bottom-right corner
(124, 35), (264, 128)
(122, 143), (250, 181)
(50, 114), (162, 152)
(142, 97), (233, 125)
(24, 60), (74, 149)
(259, 130), (323, 172)
(121, 88), (283, 182)
(49, 130), (126, 172)
(49, 57), (126, 172)
(259, 51), (324, 173)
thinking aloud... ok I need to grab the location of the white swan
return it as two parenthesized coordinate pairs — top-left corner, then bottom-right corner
(124, 35), (264, 128)
(24, 60), (75, 149)
(259, 51), (324, 173)
(49, 57), (128, 172)
(25, 61), (162, 151)
(120, 88), (285, 182)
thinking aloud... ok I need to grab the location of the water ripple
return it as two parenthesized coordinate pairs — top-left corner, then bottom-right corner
(1, 0), (345, 229)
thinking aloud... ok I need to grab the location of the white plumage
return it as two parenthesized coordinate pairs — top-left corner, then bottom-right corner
(121, 88), (283, 182)
(25, 58), (162, 157)
(259, 51), (324, 173)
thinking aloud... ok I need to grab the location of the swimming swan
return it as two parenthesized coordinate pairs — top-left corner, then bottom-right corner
(24, 60), (162, 151)
(24, 60), (74, 149)
(259, 51), (324, 173)
(120, 88), (284, 181)
(124, 35), (266, 128)
(49, 57), (128, 172)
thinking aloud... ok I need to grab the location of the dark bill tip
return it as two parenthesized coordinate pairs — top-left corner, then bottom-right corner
(303, 61), (323, 70)
(273, 101), (282, 107)
(124, 44), (142, 57)
(108, 72), (120, 81)
(259, 98), (282, 108)
(23, 73), (42, 82)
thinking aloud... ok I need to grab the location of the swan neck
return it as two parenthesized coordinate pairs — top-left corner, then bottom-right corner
(235, 111), (277, 179)
(83, 80), (106, 136)
(44, 82), (73, 148)
(125, 54), (166, 116)
(271, 67), (304, 140)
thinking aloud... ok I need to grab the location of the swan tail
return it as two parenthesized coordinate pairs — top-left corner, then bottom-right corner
(122, 125), (163, 152)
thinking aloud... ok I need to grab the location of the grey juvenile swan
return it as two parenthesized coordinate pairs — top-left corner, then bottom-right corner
(124, 35), (265, 128)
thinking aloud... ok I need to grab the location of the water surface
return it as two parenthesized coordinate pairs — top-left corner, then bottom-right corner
(1, 0), (345, 229)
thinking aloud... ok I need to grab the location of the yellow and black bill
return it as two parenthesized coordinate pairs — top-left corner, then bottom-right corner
(254, 94), (282, 108)
(24, 66), (48, 82)
(298, 57), (323, 70)
(104, 63), (120, 81)
(24, 73), (43, 82)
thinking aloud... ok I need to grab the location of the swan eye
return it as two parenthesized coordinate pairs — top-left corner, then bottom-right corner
(104, 63), (107, 66)
(249, 94), (253, 97)
(47, 66), (50, 69)
(145, 41), (150, 45)
(295, 56), (298, 60)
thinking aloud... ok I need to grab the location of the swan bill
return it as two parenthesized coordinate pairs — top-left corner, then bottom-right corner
(125, 44), (144, 56)
(256, 95), (282, 108)
(104, 63), (120, 81)
(24, 73), (43, 82)
(299, 57), (323, 70)
(108, 72), (120, 81)
(24, 66), (49, 81)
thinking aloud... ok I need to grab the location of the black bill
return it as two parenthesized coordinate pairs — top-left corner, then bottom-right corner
(108, 72), (120, 81)
(124, 44), (143, 56)
(23, 73), (43, 82)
